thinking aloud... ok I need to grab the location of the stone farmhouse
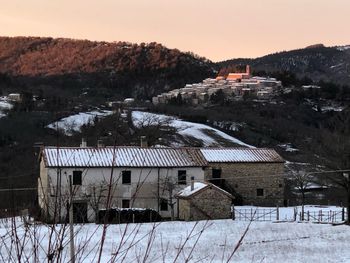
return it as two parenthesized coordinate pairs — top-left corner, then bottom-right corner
(152, 65), (282, 105)
(38, 145), (284, 222)
(201, 148), (285, 206)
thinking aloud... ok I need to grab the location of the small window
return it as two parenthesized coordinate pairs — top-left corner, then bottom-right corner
(73, 171), (82, 185)
(279, 183), (283, 188)
(257, 188), (264, 197)
(212, 168), (222, 179)
(122, 171), (131, 184)
(178, 170), (187, 185)
(160, 199), (168, 211)
(122, 199), (130, 208)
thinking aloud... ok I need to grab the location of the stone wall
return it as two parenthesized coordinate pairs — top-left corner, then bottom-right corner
(205, 162), (285, 206)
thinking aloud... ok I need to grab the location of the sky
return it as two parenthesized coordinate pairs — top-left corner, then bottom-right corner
(1, 0), (350, 61)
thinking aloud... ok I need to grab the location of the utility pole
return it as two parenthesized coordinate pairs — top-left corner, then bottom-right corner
(69, 175), (75, 263)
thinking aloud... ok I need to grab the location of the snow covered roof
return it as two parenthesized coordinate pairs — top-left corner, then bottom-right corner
(176, 182), (233, 199)
(200, 148), (284, 163)
(42, 146), (283, 168)
(42, 146), (207, 168)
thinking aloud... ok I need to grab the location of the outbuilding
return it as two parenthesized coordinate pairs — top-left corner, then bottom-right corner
(176, 181), (233, 221)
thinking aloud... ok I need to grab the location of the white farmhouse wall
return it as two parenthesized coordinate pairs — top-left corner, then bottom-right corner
(40, 165), (205, 222)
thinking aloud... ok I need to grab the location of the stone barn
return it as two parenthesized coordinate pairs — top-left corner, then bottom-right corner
(176, 181), (233, 221)
(200, 148), (285, 206)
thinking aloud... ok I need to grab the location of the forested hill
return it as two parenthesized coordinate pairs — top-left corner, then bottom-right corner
(0, 36), (214, 99)
(217, 44), (350, 85)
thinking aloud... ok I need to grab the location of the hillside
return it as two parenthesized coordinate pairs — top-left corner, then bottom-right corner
(0, 36), (214, 99)
(218, 45), (350, 84)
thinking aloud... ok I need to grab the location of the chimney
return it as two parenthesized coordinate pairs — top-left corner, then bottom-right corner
(140, 136), (148, 148)
(80, 138), (87, 147)
(191, 176), (195, 191)
(97, 139), (104, 148)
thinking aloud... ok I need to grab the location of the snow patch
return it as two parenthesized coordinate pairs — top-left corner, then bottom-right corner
(177, 182), (207, 197)
(330, 63), (344, 69)
(312, 105), (345, 112)
(212, 120), (243, 131)
(278, 143), (299, 152)
(47, 110), (113, 135)
(132, 111), (254, 148)
(337, 45), (350, 51)
(0, 96), (13, 118)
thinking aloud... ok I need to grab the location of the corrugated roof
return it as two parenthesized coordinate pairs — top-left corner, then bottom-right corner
(200, 148), (284, 163)
(42, 146), (208, 168)
(42, 146), (284, 168)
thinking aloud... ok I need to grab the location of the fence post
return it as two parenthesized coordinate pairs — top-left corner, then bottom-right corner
(342, 207), (345, 221)
(276, 206), (279, 221)
(293, 207), (297, 221)
(232, 208), (235, 221)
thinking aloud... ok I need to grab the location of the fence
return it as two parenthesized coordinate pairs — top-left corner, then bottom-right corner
(233, 207), (279, 221)
(233, 206), (346, 223)
(298, 209), (345, 223)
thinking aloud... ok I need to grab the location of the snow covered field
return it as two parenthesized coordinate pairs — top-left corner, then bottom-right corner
(47, 110), (113, 135)
(132, 111), (254, 148)
(0, 210), (349, 263)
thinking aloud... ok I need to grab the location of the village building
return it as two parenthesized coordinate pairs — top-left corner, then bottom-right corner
(8, 93), (21, 102)
(176, 181), (233, 221)
(225, 65), (251, 81)
(151, 65), (282, 106)
(38, 145), (285, 223)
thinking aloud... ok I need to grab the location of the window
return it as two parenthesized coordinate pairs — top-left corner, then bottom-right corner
(256, 188), (264, 197)
(212, 168), (222, 179)
(73, 171), (82, 185)
(122, 199), (130, 208)
(178, 170), (187, 185)
(279, 183), (283, 188)
(160, 199), (168, 211)
(122, 171), (131, 184)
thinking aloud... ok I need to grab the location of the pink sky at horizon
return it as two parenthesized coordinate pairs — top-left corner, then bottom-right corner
(1, 0), (349, 62)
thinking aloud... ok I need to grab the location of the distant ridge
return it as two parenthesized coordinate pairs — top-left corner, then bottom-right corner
(217, 44), (350, 84)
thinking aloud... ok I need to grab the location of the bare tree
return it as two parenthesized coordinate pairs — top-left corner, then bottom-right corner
(159, 176), (178, 221)
(326, 171), (350, 224)
(131, 112), (179, 146)
(84, 180), (108, 222)
(292, 170), (313, 220)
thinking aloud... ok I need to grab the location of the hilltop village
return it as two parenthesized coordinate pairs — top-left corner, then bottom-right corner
(152, 66), (283, 105)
